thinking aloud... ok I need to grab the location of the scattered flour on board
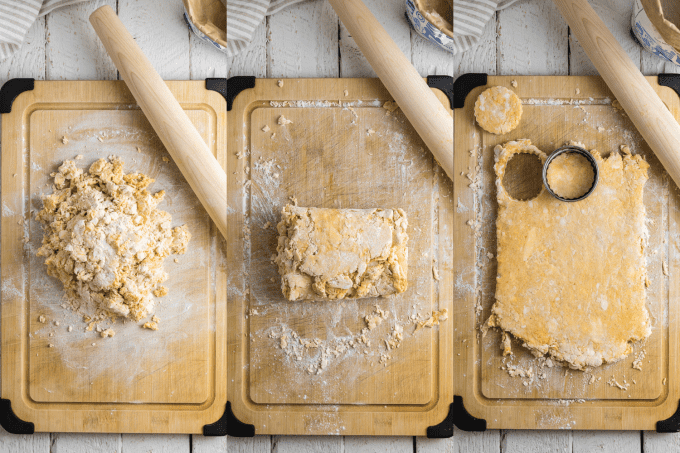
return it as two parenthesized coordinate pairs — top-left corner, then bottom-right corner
(2, 202), (15, 217)
(263, 305), (446, 375)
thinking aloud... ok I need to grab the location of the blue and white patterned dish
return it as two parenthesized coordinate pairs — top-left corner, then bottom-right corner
(631, 0), (680, 67)
(405, 0), (453, 54)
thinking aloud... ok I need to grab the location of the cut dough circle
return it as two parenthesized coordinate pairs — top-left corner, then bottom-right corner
(546, 152), (595, 199)
(474, 86), (522, 135)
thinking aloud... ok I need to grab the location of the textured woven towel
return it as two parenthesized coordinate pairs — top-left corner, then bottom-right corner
(453, 0), (520, 54)
(0, 0), (91, 61)
(227, 0), (311, 57)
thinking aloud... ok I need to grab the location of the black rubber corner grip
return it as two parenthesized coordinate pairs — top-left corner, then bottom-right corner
(226, 76), (256, 112)
(427, 75), (453, 110)
(657, 400), (680, 432)
(205, 78), (227, 104)
(0, 78), (34, 114)
(452, 395), (487, 432)
(453, 73), (487, 109)
(426, 402), (455, 438)
(0, 398), (34, 435)
(659, 74), (680, 100)
(203, 401), (255, 437)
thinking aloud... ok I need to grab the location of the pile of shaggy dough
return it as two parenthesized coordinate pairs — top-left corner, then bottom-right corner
(35, 157), (190, 323)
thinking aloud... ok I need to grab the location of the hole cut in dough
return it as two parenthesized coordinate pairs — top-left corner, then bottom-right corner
(502, 152), (544, 201)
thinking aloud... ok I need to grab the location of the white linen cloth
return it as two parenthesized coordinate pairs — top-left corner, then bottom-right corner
(227, 0), (313, 57)
(453, 0), (521, 54)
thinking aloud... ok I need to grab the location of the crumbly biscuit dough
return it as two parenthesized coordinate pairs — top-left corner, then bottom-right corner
(275, 205), (408, 301)
(474, 86), (523, 135)
(35, 157), (191, 323)
(487, 139), (651, 369)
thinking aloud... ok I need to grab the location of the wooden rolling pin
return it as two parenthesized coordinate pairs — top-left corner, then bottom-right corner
(552, 0), (680, 188)
(89, 5), (227, 239)
(327, 0), (454, 180)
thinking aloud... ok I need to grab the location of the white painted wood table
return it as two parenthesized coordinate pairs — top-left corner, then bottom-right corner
(1, 0), (680, 451)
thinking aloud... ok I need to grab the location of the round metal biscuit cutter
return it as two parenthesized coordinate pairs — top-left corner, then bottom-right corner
(542, 145), (599, 202)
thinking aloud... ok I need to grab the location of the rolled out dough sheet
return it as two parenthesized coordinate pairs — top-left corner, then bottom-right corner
(487, 139), (651, 370)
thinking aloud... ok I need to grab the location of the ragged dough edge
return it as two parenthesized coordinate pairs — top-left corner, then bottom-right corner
(487, 140), (652, 370)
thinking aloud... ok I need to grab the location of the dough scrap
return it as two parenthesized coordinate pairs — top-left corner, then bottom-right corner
(275, 205), (408, 301)
(474, 86), (522, 135)
(35, 157), (191, 324)
(488, 139), (651, 370)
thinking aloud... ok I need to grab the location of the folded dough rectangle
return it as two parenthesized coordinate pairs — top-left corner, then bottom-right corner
(275, 205), (408, 301)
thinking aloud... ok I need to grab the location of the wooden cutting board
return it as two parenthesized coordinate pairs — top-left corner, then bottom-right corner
(226, 77), (455, 436)
(0, 80), (227, 434)
(453, 75), (680, 431)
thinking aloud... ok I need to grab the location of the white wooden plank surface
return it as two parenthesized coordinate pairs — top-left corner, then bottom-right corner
(225, 436), (271, 453)
(1, 0), (680, 451)
(0, 429), (49, 453)
(641, 52), (680, 76)
(121, 434), (189, 452)
(343, 436), (413, 453)
(501, 430), (571, 453)
(190, 435), (226, 453)
(190, 28), (228, 80)
(268, 1), (339, 78)
(51, 433), (121, 453)
(497, 0), (568, 75)
(416, 428), (501, 453)
(572, 431), (641, 453)
(45, 0), (117, 80)
(271, 436), (341, 453)
(118, 0), (190, 79)
(643, 431), (680, 453)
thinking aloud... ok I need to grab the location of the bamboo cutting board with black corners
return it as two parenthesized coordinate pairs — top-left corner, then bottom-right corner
(0, 79), (228, 434)
(226, 77), (455, 437)
(452, 74), (680, 432)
